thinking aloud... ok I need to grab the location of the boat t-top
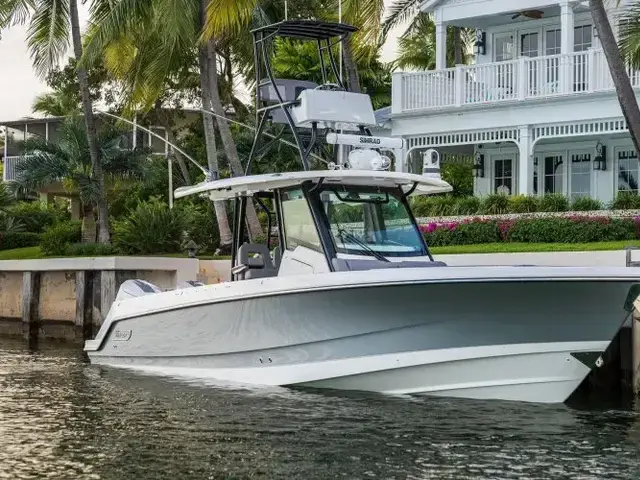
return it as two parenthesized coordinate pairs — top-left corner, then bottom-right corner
(85, 20), (640, 404)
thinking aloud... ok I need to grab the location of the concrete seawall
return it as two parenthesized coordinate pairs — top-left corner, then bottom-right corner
(0, 257), (198, 343)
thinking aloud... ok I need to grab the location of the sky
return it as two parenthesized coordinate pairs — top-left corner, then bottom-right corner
(0, 2), (405, 123)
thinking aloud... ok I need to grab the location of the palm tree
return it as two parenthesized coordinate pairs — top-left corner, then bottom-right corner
(84, 0), (263, 245)
(590, 0), (640, 157)
(32, 89), (80, 117)
(384, 1), (470, 69)
(0, 0), (111, 243)
(393, 14), (474, 71)
(13, 116), (149, 242)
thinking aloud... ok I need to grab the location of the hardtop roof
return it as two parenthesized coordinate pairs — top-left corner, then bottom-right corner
(174, 169), (452, 201)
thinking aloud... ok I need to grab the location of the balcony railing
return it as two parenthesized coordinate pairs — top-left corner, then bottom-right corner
(393, 50), (640, 113)
(2, 156), (21, 182)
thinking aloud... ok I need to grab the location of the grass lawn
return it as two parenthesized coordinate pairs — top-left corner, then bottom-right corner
(1, 240), (640, 261)
(431, 240), (640, 255)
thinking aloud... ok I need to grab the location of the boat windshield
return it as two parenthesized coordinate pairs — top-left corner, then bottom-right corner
(320, 187), (427, 258)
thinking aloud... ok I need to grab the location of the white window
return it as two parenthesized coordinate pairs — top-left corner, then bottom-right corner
(617, 149), (639, 194)
(545, 29), (561, 55)
(494, 34), (515, 62)
(569, 153), (592, 200)
(494, 158), (514, 195)
(543, 155), (564, 194)
(574, 25), (593, 52)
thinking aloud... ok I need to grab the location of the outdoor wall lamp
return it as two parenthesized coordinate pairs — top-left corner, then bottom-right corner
(472, 151), (485, 178)
(594, 142), (607, 171)
(474, 30), (486, 56)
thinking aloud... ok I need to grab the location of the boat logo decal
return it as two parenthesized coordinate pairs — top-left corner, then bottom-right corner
(113, 329), (132, 341)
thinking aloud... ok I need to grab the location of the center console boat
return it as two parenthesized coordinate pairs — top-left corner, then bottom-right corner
(85, 20), (640, 404)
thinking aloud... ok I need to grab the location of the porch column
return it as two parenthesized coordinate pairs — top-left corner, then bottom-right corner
(560, 1), (574, 93)
(560, 1), (574, 55)
(70, 198), (81, 221)
(435, 22), (447, 70)
(39, 192), (54, 206)
(518, 126), (534, 195)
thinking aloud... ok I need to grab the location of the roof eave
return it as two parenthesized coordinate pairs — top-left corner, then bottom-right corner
(420, 0), (442, 12)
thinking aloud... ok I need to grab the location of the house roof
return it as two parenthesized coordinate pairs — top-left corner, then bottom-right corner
(420, 0), (443, 11)
(374, 106), (392, 128)
(0, 107), (205, 128)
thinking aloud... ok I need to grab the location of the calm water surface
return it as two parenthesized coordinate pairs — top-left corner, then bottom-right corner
(1, 339), (639, 479)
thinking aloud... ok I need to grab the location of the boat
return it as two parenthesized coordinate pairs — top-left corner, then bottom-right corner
(85, 20), (640, 404)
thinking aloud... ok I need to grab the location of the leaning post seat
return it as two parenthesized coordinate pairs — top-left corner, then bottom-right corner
(232, 243), (279, 280)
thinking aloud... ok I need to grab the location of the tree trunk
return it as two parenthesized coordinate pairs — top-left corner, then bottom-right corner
(198, 38), (232, 247)
(590, 0), (640, 157)
(342, 37), (361, 93)
(70, 0), (110, 243)
(153, 101), (191, 185)
(207, 40), (263, 238)
(81, 203), (97, 243)
(453, 27), (462, 65)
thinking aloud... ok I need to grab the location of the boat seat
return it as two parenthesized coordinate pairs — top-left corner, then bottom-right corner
(233, 243), (278, 280)
(332, 258), (447, 272)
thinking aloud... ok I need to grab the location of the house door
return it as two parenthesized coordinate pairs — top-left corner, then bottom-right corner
(573, 25), (593, 92)
(569, 152), (592, 200)
(521, 32), (540, 95)
(494, 34), (515, 93)
(493, 157), (514, 195)
(543, 154), (564, 194)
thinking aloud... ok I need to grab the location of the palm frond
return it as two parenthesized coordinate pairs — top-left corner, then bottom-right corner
(0, 0), (35, 28)
(619, 4), (640, 69)
(202, 0), (258, 40)
(382, 0), (422, 36)
(25, 0), (70, 77)
(82, 0), (154, 69)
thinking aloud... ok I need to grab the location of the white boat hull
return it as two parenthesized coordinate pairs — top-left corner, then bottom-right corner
(85, 266), (639, 404)
(95, 341), (606, 404)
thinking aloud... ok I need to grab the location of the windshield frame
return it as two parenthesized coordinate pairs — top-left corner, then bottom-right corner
(313, 184), (432, 260)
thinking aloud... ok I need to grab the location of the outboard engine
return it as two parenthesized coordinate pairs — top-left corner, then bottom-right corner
(177, 280), (205, 289)
(422, 149), (441, 180)
(115, 279), (163, 303)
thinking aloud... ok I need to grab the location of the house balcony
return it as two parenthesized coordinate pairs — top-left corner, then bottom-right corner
(392, 50), (639, 115)
(2, 156), (20, 183)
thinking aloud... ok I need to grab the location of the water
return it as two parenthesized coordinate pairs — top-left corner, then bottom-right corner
(1, 339), (639, 480)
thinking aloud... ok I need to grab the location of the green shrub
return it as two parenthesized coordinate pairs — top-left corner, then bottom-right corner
(113, 199), (186, 254)
(505, 217), (635, 243)
(175, 199), (220, 252)
(451, 196), (481, 215)
(0, 232), (41, 250)
(572, 197), (602, 211)
(40, 221), (82, 256)
(538, 193), (569, 212)
(507, 195), (539, 213)
(480, 194), (510, 214)
(441, 163), (473, 197)
(65, 242), (116, 256)
(411, 196), (457, 217)
(611, 192), (640, 210)
(8, 201), (68, 233)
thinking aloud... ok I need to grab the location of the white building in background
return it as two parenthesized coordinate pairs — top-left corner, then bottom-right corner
(391, 0), (640, 203)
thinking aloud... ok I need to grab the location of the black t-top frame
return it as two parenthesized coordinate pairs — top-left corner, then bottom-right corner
(245, 20), (359, 176)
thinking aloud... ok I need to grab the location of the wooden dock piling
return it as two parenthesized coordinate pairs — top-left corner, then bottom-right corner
(21, 271), (40, 344)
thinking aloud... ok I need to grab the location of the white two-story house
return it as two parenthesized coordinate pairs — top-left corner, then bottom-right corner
(391, 0), (640, 203)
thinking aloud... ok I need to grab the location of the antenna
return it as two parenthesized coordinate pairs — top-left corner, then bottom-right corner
(338, 0), (342, 82)
(284, 0), (288, 20)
